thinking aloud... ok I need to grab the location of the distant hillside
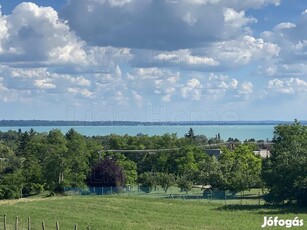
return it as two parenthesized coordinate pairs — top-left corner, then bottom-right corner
(0, 120), (305, 127)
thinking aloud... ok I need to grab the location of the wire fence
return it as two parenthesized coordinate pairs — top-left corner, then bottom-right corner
(64, 186), (266, 205)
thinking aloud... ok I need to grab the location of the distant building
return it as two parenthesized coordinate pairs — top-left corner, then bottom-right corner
(227, 142), (237, 150)
(253, 149), (271, 158)
(136, 133), (145, 137)
(205, 149), (222, 158)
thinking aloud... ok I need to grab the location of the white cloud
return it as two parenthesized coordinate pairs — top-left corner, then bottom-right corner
(183, 0), (222, 5)
(203, 73), (240, 99)
(67, 87), (94, 98)
(274, 22), (296, 30)
(34, 79), (56, 89)
(132, 90), (143, 107)
(114, 91), (129, 105)
(238, 81), (253, 95)
(267, 78), (307, 95)
(224, 8), (257, 28)
(211, 35), (280, 65)
(127, 68), (180, 103)
(181, 78), (202, 100)
(0, 13), (8, 54)
(224, 0), (280, 10)
(0, 2), (87, 65)
(155, 49), (219, 67)
(64, 76), (91, 87)
(91, 0), (132, 7)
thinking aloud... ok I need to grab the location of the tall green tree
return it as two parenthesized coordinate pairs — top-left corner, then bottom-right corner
(0, 143), (24, 199)
(19, 132), (46, 195)
(219, 145), (261, 192)
(263, 120), (307, 206)
(43, 129), (68, 193)
(65, 129), (90, 188)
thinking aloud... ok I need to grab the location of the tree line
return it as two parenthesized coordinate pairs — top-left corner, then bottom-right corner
(0, 121), (306, 206)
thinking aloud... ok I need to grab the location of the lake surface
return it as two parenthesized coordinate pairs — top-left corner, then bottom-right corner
(0, 125), (275, 141)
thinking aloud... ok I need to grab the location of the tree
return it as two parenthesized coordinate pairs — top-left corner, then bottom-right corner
(0, 144), (24, 199)
(0, 170), (24, 199)
(87, 157), (125, 188)
(176, 175), (193, 194)
(118, 159), (137, 185)
(219, 145), (261, 192)
(263, 120), (307, 206)
(138, 172), (157, 193)
(107, 152), (138, 185)
(43, 129), (68, 193)
(18, 133), (45, 195)
(184, 128), (196, 142)
(157, 173), (176, 193)
(198, 156), (224, 189)
(65, 129), (90, 188)
(174, 146), (207, 179)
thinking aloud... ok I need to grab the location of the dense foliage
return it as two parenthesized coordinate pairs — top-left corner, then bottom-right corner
(0, 122), (305, 207)
(263, 120), (307, 206)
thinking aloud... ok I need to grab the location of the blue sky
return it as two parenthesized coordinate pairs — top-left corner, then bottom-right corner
(0, 0), (306, 122)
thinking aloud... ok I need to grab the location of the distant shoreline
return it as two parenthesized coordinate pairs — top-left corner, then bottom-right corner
(0, 120), (304, 127)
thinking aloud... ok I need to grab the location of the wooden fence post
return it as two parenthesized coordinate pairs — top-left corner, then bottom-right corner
(42, 221), (45, 230)
(56, 221), (59, 230)
(28, 217), (31, 230)
(15, 216), (18, 230)
(4, 215), (6, 230)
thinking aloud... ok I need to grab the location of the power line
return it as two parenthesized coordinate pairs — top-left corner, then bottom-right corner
(103, 142), (274, 154)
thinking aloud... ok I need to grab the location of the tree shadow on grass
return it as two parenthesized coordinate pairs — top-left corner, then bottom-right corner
(216, 204), (307, 214)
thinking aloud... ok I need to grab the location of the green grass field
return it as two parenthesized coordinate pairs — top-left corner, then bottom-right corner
(0, 195), (306, 230)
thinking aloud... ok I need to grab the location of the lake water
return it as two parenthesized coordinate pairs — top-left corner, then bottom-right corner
(0, 125), (275, 141)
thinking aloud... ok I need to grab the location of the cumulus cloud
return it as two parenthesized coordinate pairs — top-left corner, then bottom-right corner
(0, 3), (87, 65)
(67, 87), (94, 98)
(0, 2), (134, 73)
(132, 90), (143, 107)
(238, 81), (253, 95)
(0, 65), (97, 103)
(61, 0), (266, 50)
(154, 49), (219, 67)
(223, 8), (257, 28)
(267, 78), (307, 95)
(34, 79), (56, 89)
(259, 10), (307, 78)
(127, 67), (180, 103)
(274, 22), (296, 30)
(1, 0), (306, 120)
(181, 78), (202, 100)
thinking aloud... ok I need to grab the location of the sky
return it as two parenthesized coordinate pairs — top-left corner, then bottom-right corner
(0, 0), (306, 122)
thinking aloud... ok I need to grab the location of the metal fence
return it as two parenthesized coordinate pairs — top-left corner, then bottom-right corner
(64, 186), (265, 205)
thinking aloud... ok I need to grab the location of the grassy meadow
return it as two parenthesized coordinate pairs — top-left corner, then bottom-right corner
(0, 195), (306, 230)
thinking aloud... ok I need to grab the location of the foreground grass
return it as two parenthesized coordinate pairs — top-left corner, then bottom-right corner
(0, 196), (306, 230)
